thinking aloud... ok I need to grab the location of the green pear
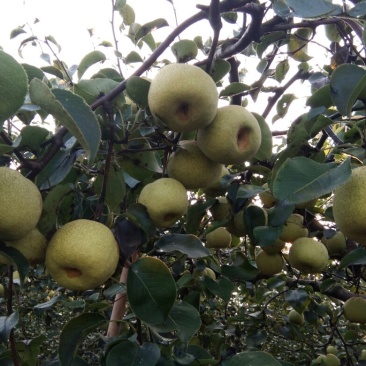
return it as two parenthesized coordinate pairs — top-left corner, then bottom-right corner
(209, 196), (231, 221)
(343, 297), (366, 324)
(288, 309), (304, 325)
(226, 209), (247, 237)
(289, 237), (328, 273)
(262, 239), (286, 254)
(138, 178), (189, 228)
(259, 183), (277, 208)
(45, 219), (119, 291)
(321, 231), (347, 257)
(280, 213), (309, 243)
(192, 267), (216, 280)
(333, 166), (366, 245)
(197, 105), (261, 165)
(315, 354), (341, 366)
(255, 250), (284, 276)
(167, 140), (223, 190)
(0, 167), (42, 241)
(205, 227), (232, 249)
(148, 63), (218, 133)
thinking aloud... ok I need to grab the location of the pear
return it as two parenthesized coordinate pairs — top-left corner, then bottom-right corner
(203, 165), (230, 197)
(197, 105), (261, 165)
(314, 354), (341, 366)
(148, 63), (218, 133)
(45, 219), (119, 291)
(167, 140), (222, 190)
(138, 178), (189, 228)
(288, 309), (304, 325)
(192, 267), (216, 280)
(289, 237), (328, 274)
(0, 228), (48, 265)
(255, 250), (284, 276)
(262, 239), (286, 254)
(0, 167), (42, 241)
(321, 231), (347, 257)
(259, 183), (277, 208)
(333, 166), (366, 245)
(205, 227), (232, 249)
(209, 196), (231, 221)
(280, 213), (309, 243)
(226, 209), (247, 237)
(343, 297), (366, 324)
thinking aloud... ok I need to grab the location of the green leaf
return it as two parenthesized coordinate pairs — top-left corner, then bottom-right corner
(219, 82), (250, 98)
(0, 311), (19, 344)
(306, 84), (333, 109)
(10, 27), (26, 39)
(204, 276), (235, 302)
(34, 295), (63, 315)
(171, 39), (198, 63)
(236, 185), (265, 199)
(150, 301), (201, 341)
(127, 257), (176, 325)
(155, 234), (210, 259)
(347, 2), (366, 17)
(29, 79), (101, 163)
(120, 3), (135, 25)
(275, 59), (290, 83)
(283, 0), (340, 18)
(253, 113), (273, 161)
(125, 50), (143, 63)
(59, 313), (106, 366)
(221, 253), (259, 281)
(339, 248), (366, 269)
(134, 19), (169, 43)
(186, 198), (216, 234)
(209, 59), (231, 82)
(222, 351), (281, 366)
(21, 63), (47, 83)
(284, 289), (309, 311)
(0, 50), (28, 124)
(41, 65), (64, 79)
(330, 64), (366, 116)
(277, 93), (295, 118)
(106, 341), (160, 366)
(272, 156), (351, 204)
(77, 50), (106, 80)
(126, 76), (151, 108)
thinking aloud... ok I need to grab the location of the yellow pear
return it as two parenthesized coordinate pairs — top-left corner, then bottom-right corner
(280, 213), (309, 243)
(288, 309), (304, 325)
(197, 105), (261, 165)
(138, 178), (189, 228)
(321, 231), (347, 257)
(45, 219), (119, 291)
(167, 140), (222, 190)
(205, 227), (232, 249)
(203, 165), (230, 197)
(343, 297), (366, 324)
(326, 346), (338, 355)
(315, 354), (340, 366)
(0, 167), (42, 241)
(148, 63), (218, 133)
(0, 284), (4, 298)
(209, 196), (231, 221)
(192, 267), (216, 280)
(0, 228), (48, 265)
(289, 237), (328, 273)
(259, 183), (277, 208)
(226, 209), (247, 237)
(255, 250), (284, 276)
(333, 166), (366, 245)
(262, 239), (286, 254)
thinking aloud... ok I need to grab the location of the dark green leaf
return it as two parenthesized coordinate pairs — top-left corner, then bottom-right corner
(219, 82), (250, 98)
(29, 79), (101, 163)
(34, 295), (63, 314)
(222, 254), (259, 281)
(205, 276), (235, 302)
(283, 0), (341, 18)
(284, 289), (308, 310)
(0, 50), (28, 124)
(41, 65), (64, 79)
(272, 156), (351, 204)
(106, 340), (160, 366)
(347, 2), (366, 17)
(126, 76), (151, 108)
(208, 59), (231, 82)
(134, 19), (169, 43)
(339, 248), (366, 269)
(10, 27), (26, 39)
(77, 50), (106, 80)
(171, 39), (198, 63)
(125, 50), (143, 63)
(59, 313), (106, 366)
(277, 93), (295, 118)
(236, 185), (265, 199)
(0, 311), (19, 344)
(155, 234), (210, 258)
(127, 257), (176, 325)
(186, 198), (216, 234)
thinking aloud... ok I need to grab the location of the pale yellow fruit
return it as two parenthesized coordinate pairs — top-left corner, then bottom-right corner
(192, 267), (216, 280)
(359, 349), (366, 361)
(45, 219), (119, 291)
(197, 105), (261, 165)
(0, 284), (5, 297)
(333, 166), (366, 245)
(148, 63), (218, 133)
(0, 167), (42, 241)
(321, 231), (347, 257)
(209, 196), (231, 221)
(226, 210), (247, 237)
(138, 178), (189, 228)
(255, 250), (284, 276)
(343, 297), (366, 324)
(280, 214), (309, 243)
(205, 227), (232, 249)
(259, 183), (276, 208)
(289, 237), (328, 273)
(262, 239), (286, 254)
(288, 309), (304, 325)
(0, 228), (48, 265)
(326, 346), (337, 355)
(315, 354), (341, 366)
(203, 166), (230, 197)
(167, 140), (222, 190)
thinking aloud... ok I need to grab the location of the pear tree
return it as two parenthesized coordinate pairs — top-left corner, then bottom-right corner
(2, 0), (366, 365)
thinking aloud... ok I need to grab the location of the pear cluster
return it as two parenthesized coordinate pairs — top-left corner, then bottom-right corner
(0, 167), (47, 265)
(148, 63), (262, 191)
